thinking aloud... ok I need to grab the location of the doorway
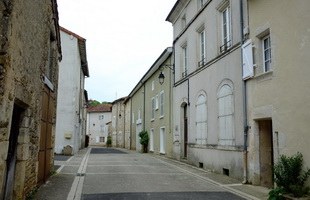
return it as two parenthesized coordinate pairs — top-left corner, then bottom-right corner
(183, 104), (188, 159)
(160, 127), (166, 154)
(149, 129), (154, 152)
(1, 105), (24, 200)
(38, 86), (55, 185)
(259, 119), (274, 187)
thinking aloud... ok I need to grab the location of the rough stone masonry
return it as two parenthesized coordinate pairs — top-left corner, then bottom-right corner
(0, 0), (61, 199)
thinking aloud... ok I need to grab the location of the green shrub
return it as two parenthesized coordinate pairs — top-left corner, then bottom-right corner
(272, 152), (310, 198)
(138, 131), (149, 153)
(268, 187), (285, 200)
(106, 137), (112, 147)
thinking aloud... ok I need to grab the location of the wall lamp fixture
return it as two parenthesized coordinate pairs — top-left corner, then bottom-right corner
(158, 64), (174, 85)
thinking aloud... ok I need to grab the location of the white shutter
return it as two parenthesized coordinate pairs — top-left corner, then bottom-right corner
(242, 40), (254, 80)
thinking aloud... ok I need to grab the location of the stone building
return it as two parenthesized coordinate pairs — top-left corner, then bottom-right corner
(0, 0), (61, 199)
(111, 97), (127, 148)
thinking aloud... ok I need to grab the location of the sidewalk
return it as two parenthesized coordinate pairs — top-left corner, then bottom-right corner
(153, 155), (269, 200)
(32, 147), (269, 200)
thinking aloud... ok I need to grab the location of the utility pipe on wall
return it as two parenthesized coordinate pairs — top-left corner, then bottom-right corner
(240, 0), (249, 184)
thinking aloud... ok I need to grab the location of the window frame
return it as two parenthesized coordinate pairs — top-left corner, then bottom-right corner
(219, 3), (232, 53)
(198, 29), (206, 67)
(151, 97), (155, 120)
(159, 91), (164, 118)
(262, 35), (271, 72)
(182, 45), (188, 77)
(155, 95), (159, 110)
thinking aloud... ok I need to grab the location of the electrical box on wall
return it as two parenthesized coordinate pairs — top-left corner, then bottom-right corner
(64, 133), (72, 139)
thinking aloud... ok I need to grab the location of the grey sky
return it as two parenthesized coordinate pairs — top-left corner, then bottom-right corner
(57, 0), (176, 102)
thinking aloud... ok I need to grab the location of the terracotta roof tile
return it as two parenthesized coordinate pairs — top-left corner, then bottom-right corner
(87, 104), (112, 112)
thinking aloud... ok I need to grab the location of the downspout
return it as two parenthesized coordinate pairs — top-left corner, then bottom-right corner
(123, 102), (126, 148)
(130, 98), (133, 150)
(143, 83), (146, 131)
(240, 0), (248, 184)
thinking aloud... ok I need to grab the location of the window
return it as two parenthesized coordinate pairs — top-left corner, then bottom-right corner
(198, 30), (206, 67)
(155, 95), (159, 110)
(262, 35), (271, 72)
(151, 97), (155, 120)
(218, 84), (234, 145)
(100, 125), (105, 132)
(182, 45), (188, 77)
(196, 94), (207, 145)
(159, 91), (164, 117)
(220, 5), (231, 52)
(99, 115), (104, 120)
(151, 80), (154, 91)
(132, 112), (135, 124)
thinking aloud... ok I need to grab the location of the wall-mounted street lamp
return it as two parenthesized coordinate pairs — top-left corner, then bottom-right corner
(158, 64), (174, 85)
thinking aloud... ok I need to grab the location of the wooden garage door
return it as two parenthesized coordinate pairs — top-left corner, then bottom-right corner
(37, 85), (55, 185)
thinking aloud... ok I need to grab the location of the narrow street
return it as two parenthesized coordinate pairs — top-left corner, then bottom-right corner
(33, 147), (269, 200)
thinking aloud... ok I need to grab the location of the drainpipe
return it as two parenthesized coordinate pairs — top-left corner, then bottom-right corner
(143, 83), (146, 131)
(240, 0), (248, 184)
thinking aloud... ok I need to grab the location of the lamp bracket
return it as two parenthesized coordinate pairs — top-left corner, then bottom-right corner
(161, 64), (174, 73)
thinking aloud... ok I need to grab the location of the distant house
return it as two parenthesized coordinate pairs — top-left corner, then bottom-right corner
(87, 104), (112, 145)
(55, 27), (89, 155)
(0, 0), (61, 199)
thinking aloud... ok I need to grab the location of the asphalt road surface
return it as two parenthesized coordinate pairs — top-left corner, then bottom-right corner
(80, 148), (245, 200)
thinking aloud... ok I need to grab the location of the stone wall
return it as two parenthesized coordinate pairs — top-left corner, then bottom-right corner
(0, 0), (60, 199)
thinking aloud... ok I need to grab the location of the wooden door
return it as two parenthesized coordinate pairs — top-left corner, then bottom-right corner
(37, 86), (55, 185)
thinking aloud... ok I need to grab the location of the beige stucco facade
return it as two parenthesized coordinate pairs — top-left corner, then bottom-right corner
(129, 48), (173, 155)
(167, 0), (246, 180)
(245, 0), (310, 187)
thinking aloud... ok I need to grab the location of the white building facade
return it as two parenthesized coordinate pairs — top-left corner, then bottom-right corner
(87, 104), (112, 146)
(167, 0), (246, 180)
(55, 27), (89, 154)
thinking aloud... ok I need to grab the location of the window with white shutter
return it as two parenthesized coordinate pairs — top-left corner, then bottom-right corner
(218, 84), (234, 145)
(160, 91), (164, 118)
(196, 94), (207, 145)
(242, 40), (254, 79)
(151, 97), (155, 120)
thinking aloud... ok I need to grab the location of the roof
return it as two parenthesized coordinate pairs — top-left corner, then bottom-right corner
(59, 26), (90, 77)
(128, 47), (173, 98)
(166, 0), (189, 23)
(112, 96), (128, 104)
(87, 104), (112, 113)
